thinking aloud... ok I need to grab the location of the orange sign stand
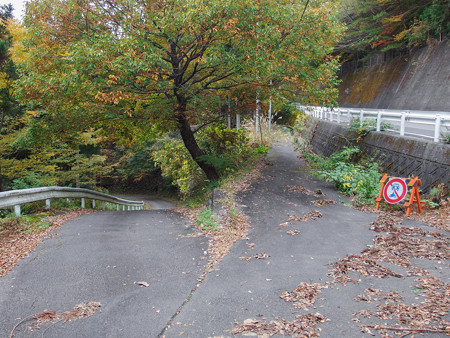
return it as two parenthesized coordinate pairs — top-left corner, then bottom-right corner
(376, 174), (423, 216)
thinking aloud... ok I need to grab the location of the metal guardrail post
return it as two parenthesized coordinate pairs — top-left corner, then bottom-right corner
(376, 111), (382, 131)
(400, 113), (406, 136)
(434, 115), (441, 143)
(14, 205), (21, 217)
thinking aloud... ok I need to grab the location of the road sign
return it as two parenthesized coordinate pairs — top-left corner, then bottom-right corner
(382, 177), (408, 204)
(376, 174), (422, 215)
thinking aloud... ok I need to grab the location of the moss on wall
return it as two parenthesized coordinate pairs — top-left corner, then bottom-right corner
(337, 42), (450, 111)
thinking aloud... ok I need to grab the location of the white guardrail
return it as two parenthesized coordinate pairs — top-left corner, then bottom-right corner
(298, 105), (450, 143)
(0, 186), (144, 216)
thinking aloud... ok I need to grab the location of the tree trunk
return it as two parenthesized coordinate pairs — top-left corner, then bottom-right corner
(176, 111), (219, 181)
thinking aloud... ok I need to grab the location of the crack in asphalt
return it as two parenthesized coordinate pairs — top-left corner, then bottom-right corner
(157, 269), (209, 337)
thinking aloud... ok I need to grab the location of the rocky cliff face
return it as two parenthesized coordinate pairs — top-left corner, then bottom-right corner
(338, 41), (450, 112)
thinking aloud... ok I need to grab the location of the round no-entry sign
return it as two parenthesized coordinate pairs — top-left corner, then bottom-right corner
(383, 178), (408, 204)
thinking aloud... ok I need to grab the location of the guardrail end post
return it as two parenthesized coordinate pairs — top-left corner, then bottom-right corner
(45, 199), (51, 209)
(81, 198), (85, 209)
(14, 205), (21, 217)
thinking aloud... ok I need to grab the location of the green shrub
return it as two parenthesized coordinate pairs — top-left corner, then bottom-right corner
(152, 137), (206, 198)
(349, 118), (397, 140)
(153, 124), (263, 199)
(308, 146), (382, 205)
(198, 123), (253, 174)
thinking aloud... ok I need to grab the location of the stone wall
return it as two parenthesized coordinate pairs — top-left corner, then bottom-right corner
(309, 120), (450, 194)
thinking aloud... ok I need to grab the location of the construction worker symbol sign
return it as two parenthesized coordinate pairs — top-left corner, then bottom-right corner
(383, 178), (408, 204)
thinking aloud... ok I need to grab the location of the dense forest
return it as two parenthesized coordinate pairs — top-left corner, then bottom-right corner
(0, 0), (448, 197)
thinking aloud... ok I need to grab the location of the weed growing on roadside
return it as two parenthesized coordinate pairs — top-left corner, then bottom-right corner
(196, 208), (219, 231)
(306, 146), (382, 206)
(0, 214), (53, 234)
(349, 118), (396, 141)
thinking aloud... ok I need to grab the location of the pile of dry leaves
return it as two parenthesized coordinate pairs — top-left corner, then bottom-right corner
(232, 313), (328, 337)
(0, 209), (96, 277)
(9, 301), (101, 338)
(330, 211), (449, 336)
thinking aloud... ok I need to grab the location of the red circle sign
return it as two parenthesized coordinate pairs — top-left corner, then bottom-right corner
(383, 178), (408, 204)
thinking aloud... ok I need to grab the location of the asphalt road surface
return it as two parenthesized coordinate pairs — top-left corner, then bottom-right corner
(1, 143), (447, 337)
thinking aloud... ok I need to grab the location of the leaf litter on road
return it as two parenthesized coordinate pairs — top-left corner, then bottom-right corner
(9, 301), (101, 338)
(0, 209), (98, 277)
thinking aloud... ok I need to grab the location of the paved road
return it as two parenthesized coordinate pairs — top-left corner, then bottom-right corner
(1, 142), (447, 337)
(115, 195), (175, 210)
(0, 211), (207, 337)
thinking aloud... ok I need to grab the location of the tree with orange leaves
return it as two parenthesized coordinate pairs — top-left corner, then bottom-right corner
(13, 0), (342, 181)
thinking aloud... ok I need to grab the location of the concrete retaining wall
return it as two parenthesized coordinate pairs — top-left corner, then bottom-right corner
(309, 120), (450, 194)
(338, 41), (450, 111)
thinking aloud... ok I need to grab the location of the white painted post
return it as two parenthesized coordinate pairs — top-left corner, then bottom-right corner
(127, 205), (131, 211)
(434, 115), (441, 143)
(14, 205), (21, 217)
(346, 110), (351, 124)
(320, 107), (324, 120)
(337, 108), (341, 124)
(400, 113), (406, 136)
(117, 204), (120, 211)
(102, 201), (106, 210)
(236, 114), (241, 129)
(255, 97), (261, 134)
(268, 98), (272, 131)
(360, 109), (364, 128)
(92, 200), (96, 208)
(66, 198), (70, 204)
(81, 198), (85, 208)
(109, 203), (113, 210)
(376, 111), (382, 131)
(45, 199), (51, 209)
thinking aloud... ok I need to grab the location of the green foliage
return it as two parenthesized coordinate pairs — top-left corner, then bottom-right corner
(10, 172), (50, 189)
(272, 103), (299, 126)
(308, 146), (382, 205)
(196, 208), (219, 231)
(153, 124), (267, 199)
(348, 118), (397, 140)
(152, 136), (206, 198)
(198, 123), (253, 174)
(13, 0), (343, 181)
(441, 130), (450, 144)
(336, 0), (450, 62)
(0, 214), (52, 233)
